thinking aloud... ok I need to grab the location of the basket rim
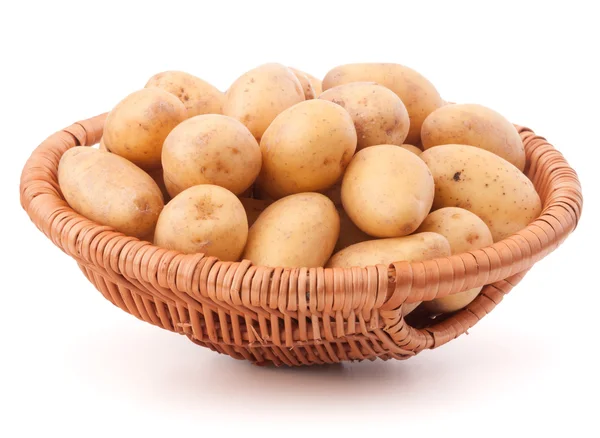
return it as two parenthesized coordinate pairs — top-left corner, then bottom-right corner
(19, 112), (583, 313)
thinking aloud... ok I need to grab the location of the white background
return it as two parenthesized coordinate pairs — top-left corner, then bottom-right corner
(2, 1), (599, 436)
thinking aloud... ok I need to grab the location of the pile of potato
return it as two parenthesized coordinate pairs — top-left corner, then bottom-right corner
(58, 62), (542, 316)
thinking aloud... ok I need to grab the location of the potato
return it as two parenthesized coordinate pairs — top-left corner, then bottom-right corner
(154, 185), (247, 261)
(416, 207), (494, 313)
(319, 82), (409, 150)
(334, 208), (370, 252)
(98, 137), (108, 151)
(421, 103), (526, 171)
(341, 145), (434, 237)
(400, 144), (422, 155)
(162, 114), (261, 197)
(145, 70), (225, 117)
(421, 145), (541, 241)
(224, 63), (305, 140)
(58, 147), (164, 238)
(322, 63), (443, 144)
(319, 178), (343, 207)
(327, 232), (450, 267)
(258, 99), (357, 199)
(242, 193), (339, 268)
(104, 88), (187, 169)
(289, 67), (315, 99)
(305, 72), (322, 96)
(239, 197), (271, 227)
(146, 167), (170, 202)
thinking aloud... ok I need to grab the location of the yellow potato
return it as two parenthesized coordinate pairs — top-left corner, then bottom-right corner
(421, 145), (541, 241)
(319, 82), (410, 150)
(154, 185), (247, 261)
(224, 63), (305, 140)
(289, 67), (315, 99)
(145, 70), (225, 117)
(104, 88), (187, 170)
(334, 208), (370, 252)
(416, 207), (494, 314)
(58, 147), (164, 238)
(242, 193), (339, 268)
(305, 72), (322, 96)
(162, 114), (261, 197)
(258, 99), (357, 199)
(98, 137), (108, 151)
(400, 144), (422, 155)
(319, 178), (343, 207)
(341, 145), (434, 237)
(322, 63), (443, 144)
(421, 103), (526, 171)
(327, 232), (450, 267)
(239, 197), (271, 227)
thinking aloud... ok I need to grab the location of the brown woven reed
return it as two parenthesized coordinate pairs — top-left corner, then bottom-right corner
(20, 113), (583, 366)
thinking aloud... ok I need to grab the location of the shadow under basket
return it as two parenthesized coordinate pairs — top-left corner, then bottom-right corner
(20, 113), (583, 366)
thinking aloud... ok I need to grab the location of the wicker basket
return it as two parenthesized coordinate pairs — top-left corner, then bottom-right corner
(20, 113), (583, 366)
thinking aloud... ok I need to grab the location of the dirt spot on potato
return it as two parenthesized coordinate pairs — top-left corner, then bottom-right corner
(466, 233), (479, 244)
(194, 196), (221, 220)
(453, 171), (462, 182)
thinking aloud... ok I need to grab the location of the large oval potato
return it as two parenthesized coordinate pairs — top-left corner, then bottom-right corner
(242, 193), (339, 268)
(145, 70), (225, 117)
(341, 145), (434, 237)
(322, 63), (443, 144)
(289, 67), (315, 99)
(319, 82), (410, 150)
(258, 99), (357, 199)
(416, 207), (494, 313)
(104, 88), (187, 169)
(161, 114), (261, 197)
(154, 185), (248, 261)
(421, 103), (526, 171)
(58, 147), (164, 238)
(223, 63), (305, 140)
(421, 145), (542, 241)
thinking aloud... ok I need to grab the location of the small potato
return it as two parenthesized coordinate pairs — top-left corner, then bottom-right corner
(104, 88), (187, 170)
(421, 145), (542, 241)
(416, 207), (494, 314)
(242, 193), (339, 268)
(323, 63), (444, 144)
(162, 114), (261, 197)
(154, 185), (248, 261)
(400, 144), (422, 155)
(334, 208), (370, 252)
(327, 232), (450, 267)
(305, 72), (322, 96)
(145, 70), (225, 117)
(421, 103), (526, 171)
(58, 147), (164, 238)
(289, 67), (315, 99)
(341, 145), (434, 237)
(258, 99), (357, 199)
(224, 63), (305, 140)
(239, 197), (271, 227)
(319, 82), (410, 150)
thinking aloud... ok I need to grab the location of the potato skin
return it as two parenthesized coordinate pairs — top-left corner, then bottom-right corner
(400, 144), (422, 156)
(341, 145), (434, 237)
(104, 88), (187, 170)
(327, 232), (450, 268)
(258, 99), (357, 199)
(58, 147), (164, 238)
(416, 207), (494, 313)
(145, 70), (225, 117)
(421, 145), (542, 241)
(421, 103), (526, 171)
(162, 114), (261, 197)
(334, 208), (371, 252)
(319, 82), (410, 151)
(239, 197), (271, 227)
(224, 63), (305, 140)
(322, 63), (443, 144)
(289, 67), (315, 99)
(154, 185), (248, 261)
(242, 193), (340, 268)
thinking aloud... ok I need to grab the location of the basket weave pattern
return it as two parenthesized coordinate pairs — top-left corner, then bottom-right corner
(20, 113), (583, 366)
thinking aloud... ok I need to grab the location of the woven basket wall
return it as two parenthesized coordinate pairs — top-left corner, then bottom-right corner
(20, 113), (583, 366)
